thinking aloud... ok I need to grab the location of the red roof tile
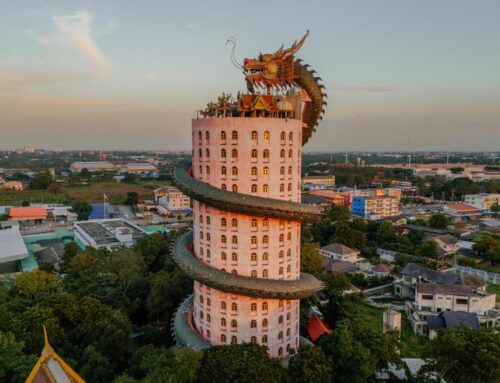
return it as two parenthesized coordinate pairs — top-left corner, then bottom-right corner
(307, 315), (332, 342)
(9, 207), (47, 219)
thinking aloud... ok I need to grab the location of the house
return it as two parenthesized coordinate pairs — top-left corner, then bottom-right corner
(154, 186), (170, 203)
(8, 207), (48, 223)
(158, 187), (191, 213)
(301, 194), (331, 211)
(372, 264), (392, 277)
(322, 258), (359, 274)
(443, 203), (481, 216)
(0, 228), (29, 273)
(464, 193), (500, 210)
(426, 311), (480, 339)
(310, 189), (349, 206)
(0, 180), (24, 190)
(307, 315), (332, 342)
(319, 243), (361, 263)
(351, 196), (399, 220)
(432, 234), (460, 255)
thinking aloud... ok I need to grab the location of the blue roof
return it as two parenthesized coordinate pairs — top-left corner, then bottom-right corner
(427, 312), (479, 330)
(89, 203), (115, 219)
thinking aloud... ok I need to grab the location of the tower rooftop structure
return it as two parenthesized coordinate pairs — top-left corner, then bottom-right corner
(172, 31), (327, 358)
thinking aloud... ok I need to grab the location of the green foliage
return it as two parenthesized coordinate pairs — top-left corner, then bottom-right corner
(31, 171), (53, 190)
(197, 343), (287, 383)
(0, 332), (36, 383)
(300, 242), (323, 275)
(457, 257), (477, 267)
(473, 236), (500, 265)
(288, 345), (333, 383)
(428, 214), (450, 229)
(61, 242), (80, 272)
(422, 327), (500, 383)
(349, 273), (394, 289)
(125, 191), (139, 205)
(134, 232), (169, 272)
(415, 240), (439, 260)
(12, 270), (63, 300)
(72, 200), (92, 220)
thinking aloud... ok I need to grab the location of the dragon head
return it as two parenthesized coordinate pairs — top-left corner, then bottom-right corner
(243, 30), (309, 93)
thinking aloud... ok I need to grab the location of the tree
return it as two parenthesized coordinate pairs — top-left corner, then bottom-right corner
(31, 171), (53, 190)
(80, 345), (115, 383)
(61, 242), (80, 272)
(0, 332), (36, 383)
(491, 203), (500, 213)
(47, 182), (60, 193)
(197, 344), (287, 383)
(318, 319), (400, 383)
(288, 345), (333, 383)
(301, 242), (323, 275)
(12, 270), (63, 301)
(473, 236), (500, 265)
(415, 240), (439, 260)
(125, 192), (139, 206)
(80, 168), (91, 180)
(422, 327), (500, 383)
(376, 220), (396, 243)
(72, 200), (92, 220)
(428, 214), (450, 229)
(324, 205), (350, 223)
(124, 173), (137, 183)
(134, 233), (169, 272)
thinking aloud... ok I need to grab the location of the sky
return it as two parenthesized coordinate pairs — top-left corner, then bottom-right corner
(0, 0), (499, 151)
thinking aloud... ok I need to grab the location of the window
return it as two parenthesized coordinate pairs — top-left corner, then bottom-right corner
(251, 184), (257, 193)
(278, 331), (283, 340)
(251, 253), (257, 262)
(200, 231), (204, 240)
(206, 166), (210, 175)
(263, 219), (269, 227)
(262, 252), (269, 261)
(287, 249), (291, 257)
(250, 336), (257, 343)
(199, 148), (202, 157)
(207, 298), (211, 306)
(231, 130), (238, 140)
(263, 269), (268, 278)
(206, 216), (211, 225)
(206, 233), (211, 241)
(251, 236), (257, 244)
(200, 295), (204, 304)
(287, 265), (291, 273)
(232, 149), (238, 158)
(262, 318), (268, 327)
(279, 315), (283, 324)
(221, 184), (226, 190)
(262, 302), (268, 311)
(288, 183), (292, 191)
(251, 303), (257, 312)
(251, 219), (258, 228)
(232, 184), (238, 192)
(231, 303), (238, 311)
(232, 166), (238, 175)
(199, 165), (202, 174)
(206, 148), (210, 157)
(221, 252), (227, 261)
(262, 235), (269, 244)
(231, 252), (238, 261)
(231, 336), (237, 345)
(286, 313), (290, 321)
(263, 184), (269, 193)
(221, 318), (226, 326)
(422, 294), (434, 301)
(221, 235), (227, 244)
(280, 131), (286, 140)
(221, 218), (227, 227)
(251, 167), (258, 176)
(200, 215), (204, 223)
(278, 347), (283, 356)
(263, 167), (269, 175)
(198, 131), (202, 141)
(263, 149), (270, 158)
(221, 334), (226, 343)
(231, 319), (237, 328)
(262, 335), (268, 343)
(221, 148), (226, 158)
(221, 301), (227, 310)
(251, 149), (258, 158)
(279, 250), (284, 259)
(207, 249), (211, 258)
(231, 235), (238, 244)
(456, 298), (468, 305)
(251, 131), (258, 140)
(289, 132), (293, 141)
(221, 131), (226, 140)
(251, 320), (257, 328)
(280, 166), (285, 175)
(288, 166), (292, 175)
(287, 232), (291, 240)
(279, 234), (284, 242)
(279, 267), (284, 275)
(288, 149), (293, 158)
(251, 270), (257, 277)
(280, 184), (285, 192)
(221, 166), (227, 175)
(231, 218), (238, 227)
(263, 131), (270, 140)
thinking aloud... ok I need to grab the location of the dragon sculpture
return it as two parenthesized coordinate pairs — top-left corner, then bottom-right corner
(241, 30), (327, 145)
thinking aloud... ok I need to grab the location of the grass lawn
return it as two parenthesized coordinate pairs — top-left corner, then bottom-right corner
(62, 182), (155, 204)
(0, 190), (70, 206)
(486, 284), (500, 303)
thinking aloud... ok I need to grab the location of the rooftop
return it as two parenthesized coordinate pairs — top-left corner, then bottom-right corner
(75, 219), (146, 246)
(426, 311), (480, 331)
(9, 207), (48, 220)
(320, 243), (359, 255)
(401, 263), (459, 285)
(416, 282), (485, 296)
(0, 228), (29, 263)
(433, 234), (460, 245)
(444, 203), (481, 213)
(307, 315), (332, 342)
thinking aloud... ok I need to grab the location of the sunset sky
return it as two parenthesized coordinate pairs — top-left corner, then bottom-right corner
(1, 0), (499, 151)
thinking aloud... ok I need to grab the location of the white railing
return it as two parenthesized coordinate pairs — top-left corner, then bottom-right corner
(456, 265), (500, 285)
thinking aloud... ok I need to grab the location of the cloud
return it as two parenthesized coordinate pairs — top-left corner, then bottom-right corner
(35, 11), (112, 75)
(339, 85), (400, 93)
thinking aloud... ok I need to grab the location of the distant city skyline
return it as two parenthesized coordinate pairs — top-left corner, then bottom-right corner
(1, 0), (499, 151)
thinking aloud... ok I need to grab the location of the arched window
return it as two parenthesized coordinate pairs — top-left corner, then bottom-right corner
(278, 347), (283, 356)
(206, 233), (211, 241)
(279, 234), (284, 242)
(287, 312), (291, 321)
(231, 235), (238, 244)
(200, 215), (204, 223)
(263, 219), (269, 227)
(280, 149), (285, 158)
(251, 219), (258, 227)
(231, 218), (238, 227)
(231, 130), (238, 140)
(251, 131), (258, 140)
(287, 232), (291, 240)
(232, 166), (238, 175)
(251, 149), (258, 158)
(262, 235), (269, 244)
(221, 183), (227, 190)
(232, 269), (237, 275)
(263, 149), (270, 158)
(279, 250), (284, 258)
(199, 148), (202, 157)
(251, 303), (257, 312)
(199, 165), (202, 174)
(288, 149), (293, 158)
(207, 329), (211, 338)
(206, 216), (211, 225)
(231, 252), (238, 261)
(221, 166), (227, 175)
(200, 231), (204, 240)
(251, 184), (257, 193)
(262, 335), (268, 343)
(279, 315), (283, 324)
(280, 184), (285, 192)
(250, 336), (257, 344)
(278, 331), (283, 340)
(289, 132), (293, 141)
(221, 235), (227, 244)
(232, 148), (238, 158)
(221, 251), (227, 260)
(199, 295), (204, 304)
(287, 265), (291, 273)
(280, 131), (286, 140)
(279, 267), (284, 275)
(251, 253), (257, 262)
(263, 184), (269, 193)
(263, 167), (269, 175)
(221, 301), (227, 310)
(221, 318), (226, 326)
(280, 166), (285, 175)
(221, 148), (226, 158)
(207, 298), (211, 306)
(251, 270), (257, 278)
(288, 183), (292, 191)
(263, 131), (270, 140)
(231, 319), (238, 328)
(221, 217), (227, 227)
(251, 167), (258, 176)
(262, 318), (268, 327)
(251, 236), (257, 245)
(206, 166), (210, 175)
(262, 269), (268, 278)
(231, 336), (237, 344)
(262, 252), (269, 261)
(231, 303), (238, 311)
(232, 184), (238, 192)
(288, 166), (292, 174)
(198, 131), (202, 141)
(221, 131), (226, 140)
(221, 334), (226, 343)
(262, 302), (268, 311)
(287, 249), (292, 257)
(207, 249), (211, 258)
(206, 148), (210, 157)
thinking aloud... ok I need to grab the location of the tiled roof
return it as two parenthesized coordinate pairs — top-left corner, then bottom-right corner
(427, 311), (480, 330)
(320, 243), (358, 255)
(416, 282), (475, 296)
(326, 260), (358, 273)
(445, 203), (480, 212)
(307, 315), (332, 342)
(433, 234), (459, 245)
(401, 263), (459, 285)
(9, 207), (47, 219)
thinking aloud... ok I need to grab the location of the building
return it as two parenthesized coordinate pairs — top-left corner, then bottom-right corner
(69, 161), (115, 172)
(306, 315), (332, 342)
(171, 34), (324, 358)
(310, 189), (349, 206)
(0, 180), (24, 190)
(302, 183), (326, 192)
(120, 163), (159, 174)
(432, 234), (460, 255)
(426, 311), (480, 339)
(464, 193), (500, 210)
(351, 196), (399, 219)
(302, 175), (336, 188)
(383, 309), (401, 334)
(319, 243), (361, 263)
(443, 203), (481, 216)
(301, 194), (332, 211)
(8, 207), (48, 223)
(158, 187), (192, 213)
(154, 186), (171, 203)
(89, 203), (116, 220)
(0, 228), (29, 273)
(26, 328), (86, 383)
(73, 219), (148, 251)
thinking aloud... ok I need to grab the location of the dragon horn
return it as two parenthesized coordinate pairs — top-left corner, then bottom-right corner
(273, 30), (309, 59)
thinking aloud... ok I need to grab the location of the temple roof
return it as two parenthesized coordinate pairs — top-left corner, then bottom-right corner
(25, 327), (86, 383)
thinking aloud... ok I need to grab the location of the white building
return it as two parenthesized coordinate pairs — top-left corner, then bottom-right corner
(464, 193), (500, 210)
(158, 187), (191, 213)
(319, 243), (361, 263)
(73, 219), (148, 251)
(0, 228), (29, 273)
(432, 234), (460, 255)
